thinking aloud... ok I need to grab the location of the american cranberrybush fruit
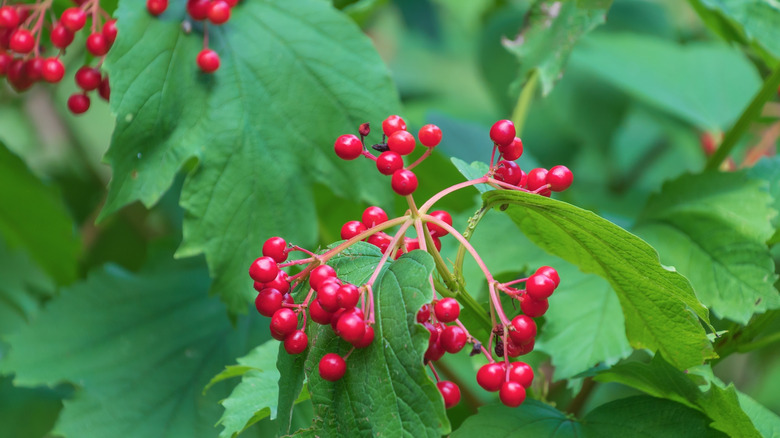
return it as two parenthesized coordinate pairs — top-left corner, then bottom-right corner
(334, 134), (362, 160)
(499, 381), (526, 407)
(387, 130), (416, 156)
(416, 304), (431, 323)
(187, 0), (211, 20)
(283, 330), (308, 355)
(382, 115), (406, 136)
(520, 296), (549, 318)
(336, 283), (359, 309)
(418, 124), (442, 147)
(147, 0), (168, 16)
(525, 168), (550, 195)
(434, 298), (460, 322)
(340, 220), (367, 240)
(255, 287), (283, 317)
(476, 363), (504, 392)
(499, 137), (523, 161)
(197, 49), (220, 73)
(309, 264), (336, 291)
(60, 8), (87, 32)
(41, 58), (65, 83)
(270, 308), (298, 338)
(208, 0), (231, 25)
(24, 58), (44, 82)
(0, 52), (12, 76)
(75, 66), (102, 90)
(426, 210), (452, 237)
(86, 33), (110, 56)
(67, 93), (90, 114)
(9, 30), (35, 54)
(249, 256), (279, 283)
(490, 119), (516, 147)
(319, 353), (346, 381)
(7, 59), (33, 91)
(367, 232), (391, 252)
(437, 381), (461, 409)
(336, 311), (366, 343)
(362, 206), (388, 228)
(262, 236), (287, 263)
(391, 169), (418, 196)
(98, 76), (111, 101)
(508, 361), (534, 388)
(424, 327), (445, 362)
(494, 160), (523, 186)
(265, 270), (290, 294)
(376, 151), (404, 175)
(0, 6), (20, 28)
(309, 299), (333, 324)
(51, 25), (75, 48)
(509, 314), (537, 346)
(536, 266), (560, 286)
(526, 273), (556, 300)
(440, 325), (467, 353)
(352, 325), (374, 348)
(103, 20), (118, 45)
(547, 165), (573, 192)
(317, 280), (341, 312)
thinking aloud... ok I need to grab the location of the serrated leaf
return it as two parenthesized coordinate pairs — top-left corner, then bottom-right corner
(0, 142), (78, 285)
(0, 256), (266, 438)
(635, 171), (780, 324)
(694, 0), (780, 60)
(483, 190), (714, 369)
(452, 397), (725, 437)
(502, 0), (613, 95)
(102, 0), (399, 314)
(595, 354), (760, 438)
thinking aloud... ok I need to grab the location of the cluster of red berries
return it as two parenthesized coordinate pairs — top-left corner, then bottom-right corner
(0, 0), (114, 114)
(146, 0), (240, 73)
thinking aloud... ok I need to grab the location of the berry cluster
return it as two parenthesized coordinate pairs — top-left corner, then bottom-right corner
(251, 118), (572, 410)
(0, 0), (114, 114)
(146, 0), (240, 73)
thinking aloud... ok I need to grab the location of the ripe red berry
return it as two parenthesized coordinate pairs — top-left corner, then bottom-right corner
(333, 134), (362, 160)
(434, 298), (460, 323)
(367, 232), (392, 252)
(509, 314), (537, 346)
(520, 296), (549, 318)
(336, 283), (359, 309)
(525, 168), (550, 195)
(249, 256), (279, 283)
(262, 236), (287, 263)
(147, 0), (168, 16)
(547, 165), (573, 192)
(391, 169), (418, 196)
(196, 49), (220, 73)
(440, 325), (467, 353)
(317, 280), (341, 312)
(0, 6), (20, 28)
(319, 353), (346, 381)
(283, 330), (308, 355)
(535, 266), (560, 287)
(309, 299), (334, 325)
(499, 381), (526, 407)
(265, 270), (290, 294)
(270, 308), (298, 337)
(382, 115), (406, 136)
(476, 363), (505, 392)
(418, 124), (442, 148)
(9, 30), (34, 54)
(340, 220), (367, 240)
(187, 0), (211, 20)
(103, 19), (118, 45)
(67, 93), (90, 114)
(526, 273), (556, 300)
(75, 66), (101, 90)
(98, 76), (110, 101)
(499, 137), (523, 161)
(50, 25), (75, 49)
(362, 206), (388, 228)
(0, 52), (12, 76)
(6, 58), (33, 92)
(208, 0), (231, 25)
(426, 210), (452, 237)
(309, 265), (336, 291)
(490, 119), (516, 147)
(352, 324), (374, 348)
(60, 8), (87, 32)
(336, 311), (366, 343)
(437, 381), (461, 409)
(86, 33), (109, 56)
(24, 57), (44, 82)
(41, 58), (65, 83)
(416, 304), (431, 323)
(376, 151), (404, 175)
(508, 361), (534, 388)
(255, 287), (283, 317)
(494, 160), (523, 186)
(387, 130), (416, 156)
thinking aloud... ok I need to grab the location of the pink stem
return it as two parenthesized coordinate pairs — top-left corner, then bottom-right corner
(407, 149), (432, 170)
(419, 176), (490, 214)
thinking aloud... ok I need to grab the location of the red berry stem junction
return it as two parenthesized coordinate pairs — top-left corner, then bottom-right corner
(249, 117), (573, 410)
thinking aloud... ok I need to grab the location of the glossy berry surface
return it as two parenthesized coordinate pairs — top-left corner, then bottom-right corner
(499, 137), (523, 161)
(418, 124), (442, 147)
(426, 210), (452, 237)
(509, 314), (537, 346)
(547, 165), (573, 192)
(249, 256), (279, 283)
(416, 304), (431, 323)
(255, 287), (283, 317)
(187, 0), (211, 20)
(352, 325), (374, 348)
(520, 296), (549, 318)
(334, 134), (362, 160)
(41, 58), (65, 83)
(508, 362), (534, 388)
(309, 265), (336, 291)
(525, 168), (549, 194)
(340, 220), (367, 240)
(381, 115), (406, 136)
(197, 49), (220, 73)
(61, 8), (87, 32)
(51, 25), (75, 48)
(494, 160), (523, 186)
(67, 94), (90, 114)
(309, 299), (333, 325)
(208, 0), (231, 24)
(387, 130), (416, 156)
(9, 30), (35, 54)
(270, 308), (298, 338)
(147, 0), (168, 16)
(476, 363), (504, 392)
(262, 236), (288, 263)
(336, 312), (366, 343)
(535, 266), (560, 287)
(283, 330), (308, 355)
(103, 20), (118, 44)
(336, 284), (359, 309)
(526, 273), (556, 300)
(437, 381), (461, 409)
(362, 206), (388, 228)
(440, 325), (467, 353)
(0, 6), (20, 28)
(86, 33), (110, 56)
(499, 381), (526, 407)
(489, 119), (516, 147)
(391, 169), (418, 196)
(319, 353), (346, 381)
(75, 66), (102, 90)
(434, 298), (460, 323)
(317, 281), (340, 312)
(376, 151), (404, 175)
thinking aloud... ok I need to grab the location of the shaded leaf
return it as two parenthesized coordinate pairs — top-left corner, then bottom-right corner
(694, 0), (780, 61)
(450, 158), (491, 192)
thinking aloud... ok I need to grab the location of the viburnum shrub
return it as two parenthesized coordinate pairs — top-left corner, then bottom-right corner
(249, 116), (573, 409)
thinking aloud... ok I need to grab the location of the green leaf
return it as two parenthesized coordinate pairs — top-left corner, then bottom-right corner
(102, 0), (399, 314)
(736, 391), (780, 438)
(0, 376), (65, 438)
(571, 33), (761, 130)
(0, 142), (78, 285)
(635, 171), (780, 324)
(693, 0), (780, 61)
(0, 256), (266, 438)
(452, 397), (726, 437)
(750, 156), (780, 231)
(450, 158), (491, 193)
(483, 189), (714, 369)
(502, 0), (613, 95)
(595, 354), (760, 438)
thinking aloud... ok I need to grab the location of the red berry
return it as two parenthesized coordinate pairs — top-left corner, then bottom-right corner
(0, 52), (12, 76)
(336, 283), (359, 309)
(98, 76), (110, 101)
(249, 256), (279, 283)
(508, 362), (534, 388)
(24, 57), (43, 82)
(6, 58), (32, 91)
(309, 299), (334, 325)
(510, 338), (535, 356)
(283, 330), (308, 354)
(547, 165), (573, 192)
(405, 239), (420, 253)
(319, 353), (346, 381)
(434, 298), (460, 323)
(387, 130), (416, 156)
(509, 314), (537, 346)
(520, 296), (549, 318)
(67, 93), (90, 114)
(416, 303), (431, 323)
(526, 273), (556, 300)
(41, 58), (65, 83)
(309, 265), (336, 291)
(75, 66), (101, 90)
(382, 115), (406, 136)
(431, 236), (442, 252)
(525, 168), (550, 196)
(147, 0), (168, 16)
(499, 381), (526, 407)
(362, 206), (388, 228)
(437, 381), (461, 409)
(490, 120), (516, 147)
(317, 281), (341, 312)
(50, 25), (75, 49)
(254, 287), (283, 317)
(265, 270), (290, 294)
(426, 210), (452, 237)
(376, 151), (404, 175)
(103, 19), (118, 45)
(352, 325), (374, 348)
(197, 49), (220, 73)
(418, 124), (442, 148)
(499, 137), (523, 161)
(262, 236), (287, 263)
(440, 325), (467, 354)
(367, 231), (392, 252)
(333, 134), (362, 160)
(86, 33), (109, 56)
(60, 8), (87, 32)
(9, 29), (34, 54)
(494, 160), (523, 186)
(208, 0), (231, 24)
(340, 220), (367, 240)
(187, 0), (211, 20)
(336, 311), (366, 343)
(0, 6), (20, 28)
(476, 363), (505, 392)
(391, 169), (418, 196)
(536, 266), (560, 286)
(270, 308), (298, 338)
(224, 0), (240, 6)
